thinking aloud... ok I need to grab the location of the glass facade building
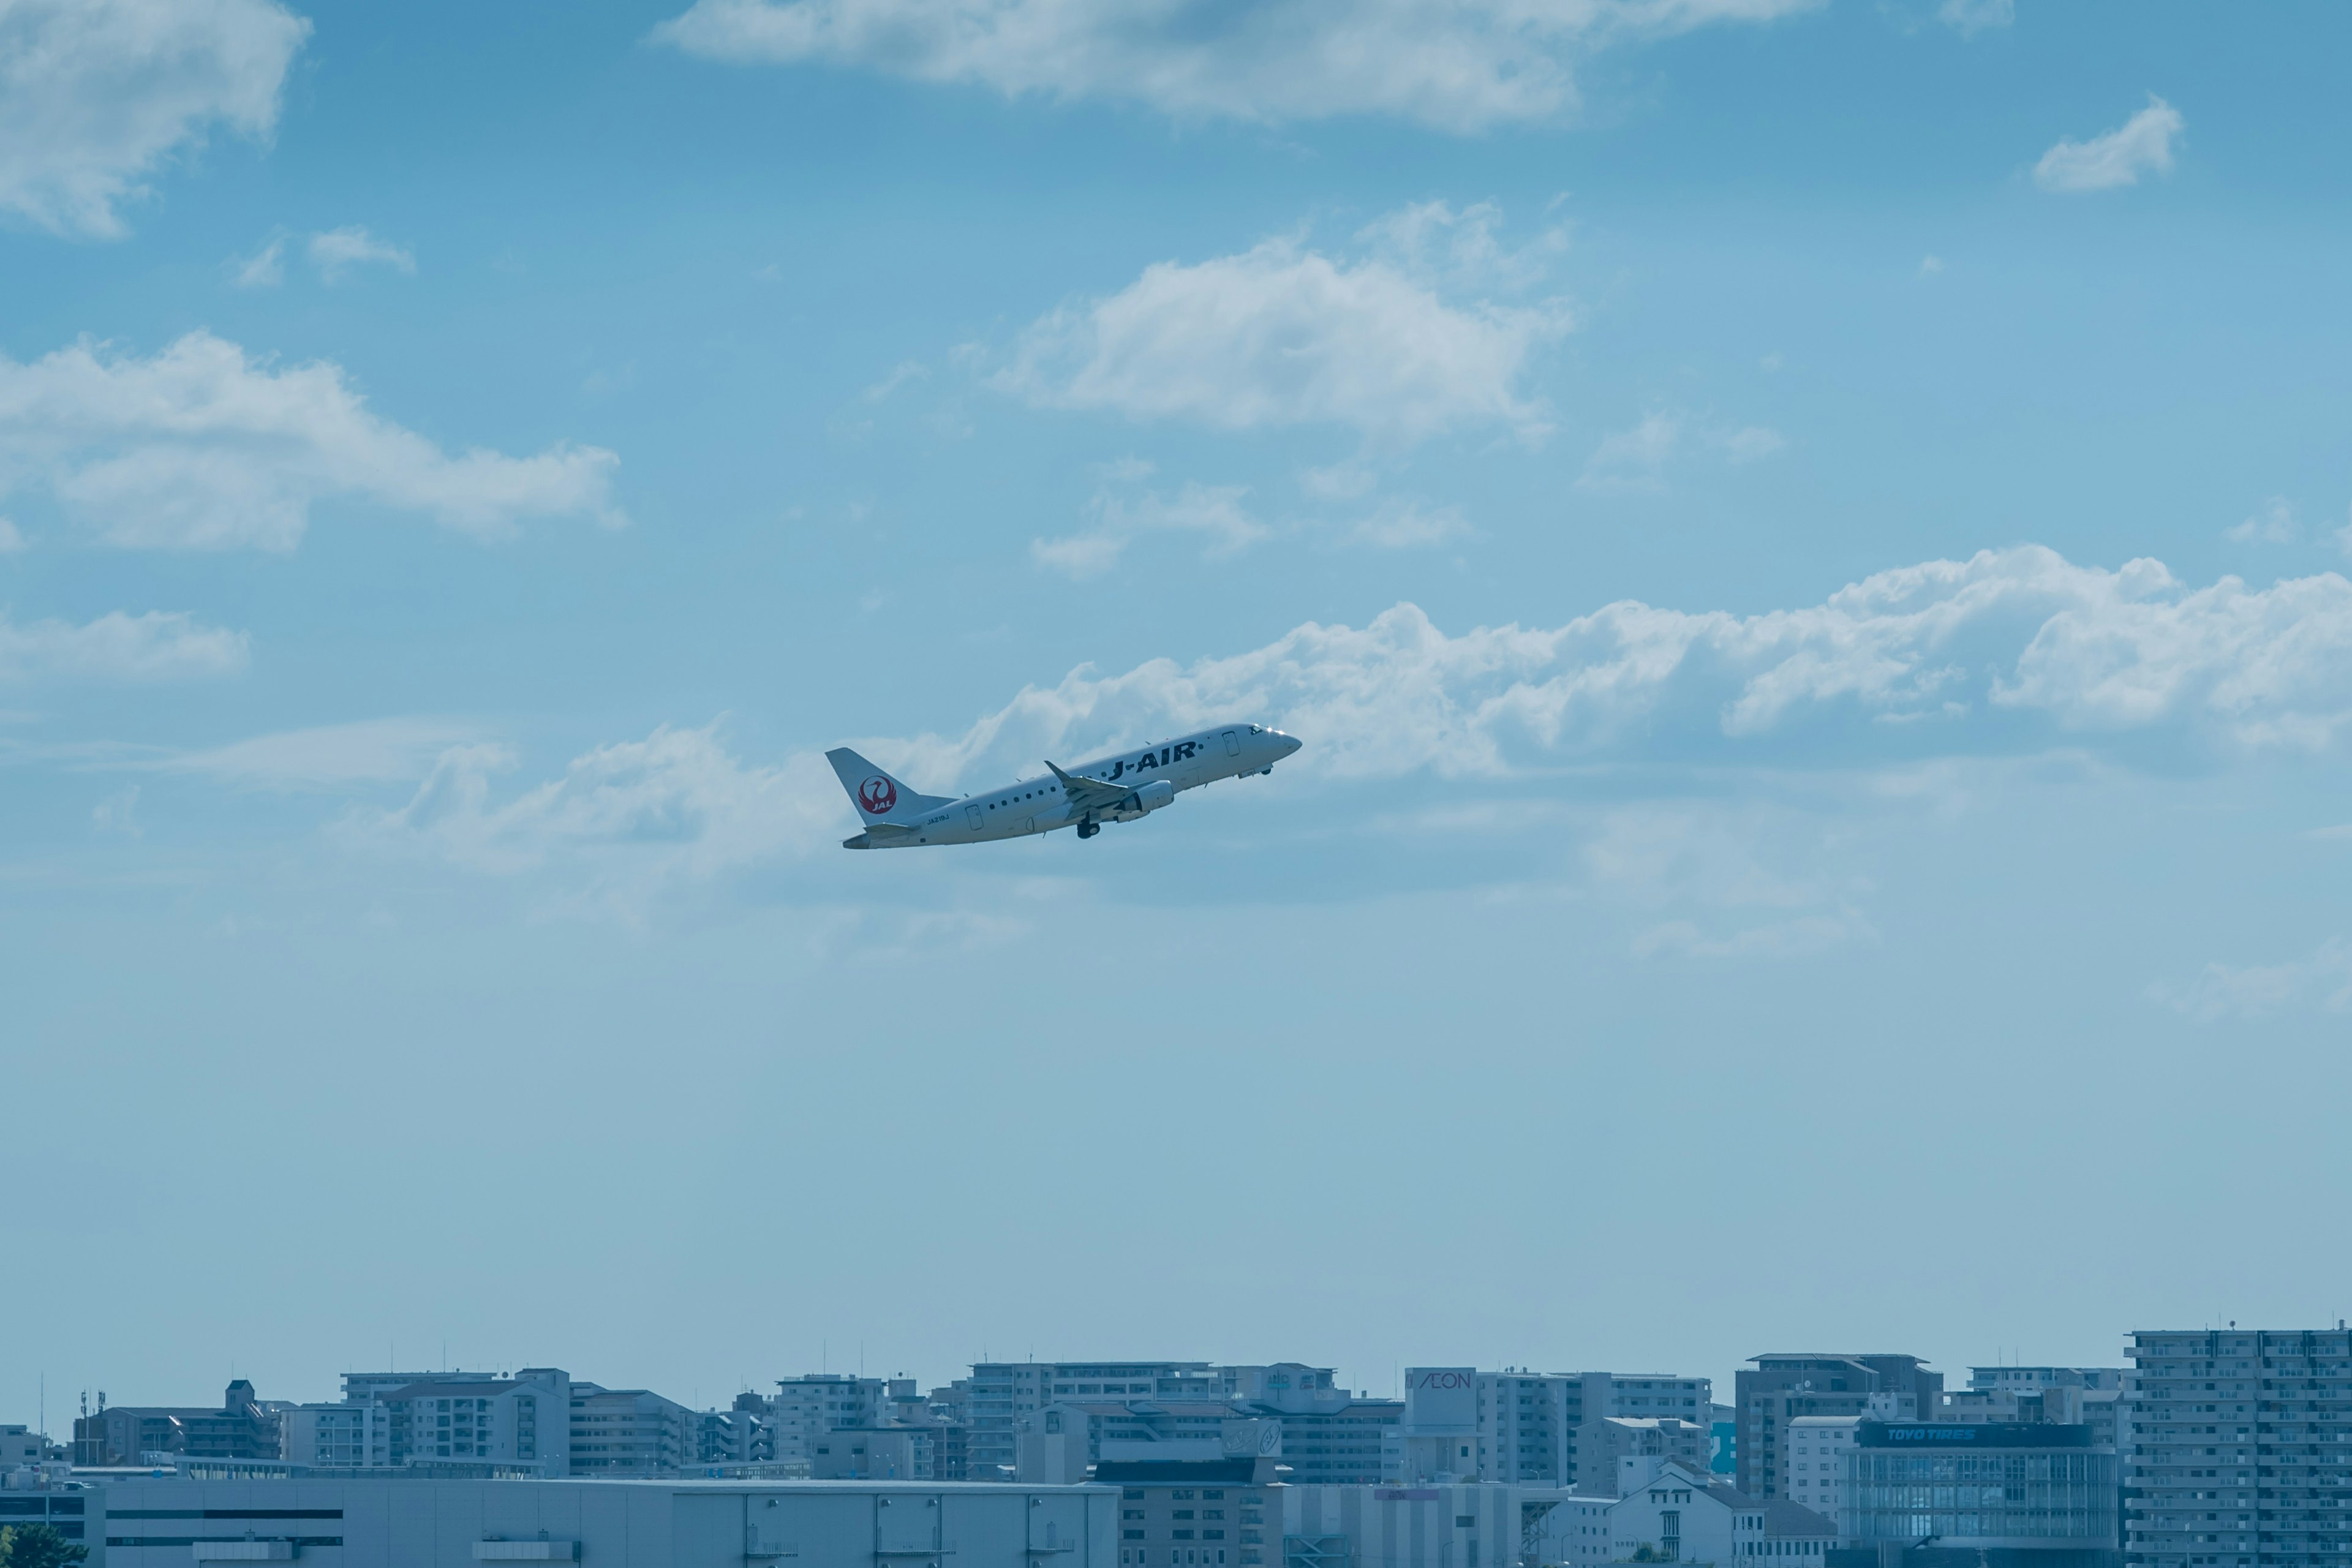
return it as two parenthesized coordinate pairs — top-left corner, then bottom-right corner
(1842, 1422), (2120, 1568)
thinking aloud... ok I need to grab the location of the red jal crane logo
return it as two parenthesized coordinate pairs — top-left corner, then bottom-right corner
(858, 775), (897, 815)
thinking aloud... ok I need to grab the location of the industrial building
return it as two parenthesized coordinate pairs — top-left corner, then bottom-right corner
(80, 1474), (1114, 1568)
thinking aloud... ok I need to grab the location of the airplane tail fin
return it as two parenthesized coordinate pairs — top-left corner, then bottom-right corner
(826, 747), (956, 823)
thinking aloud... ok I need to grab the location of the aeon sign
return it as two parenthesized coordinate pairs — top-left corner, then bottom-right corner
(1403, 1366), (1477, 1434)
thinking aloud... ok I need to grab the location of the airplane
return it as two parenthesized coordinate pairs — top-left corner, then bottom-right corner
(827, 722), (1302, 849)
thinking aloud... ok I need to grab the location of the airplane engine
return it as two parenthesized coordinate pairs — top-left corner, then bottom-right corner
(1107, 780), (1176, 821)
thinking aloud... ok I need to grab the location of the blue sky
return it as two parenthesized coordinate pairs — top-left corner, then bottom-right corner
(6, 0), (2352, 1420)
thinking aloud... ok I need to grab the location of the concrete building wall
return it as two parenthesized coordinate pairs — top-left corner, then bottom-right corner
(1735, 1357), (1941, 1501)
(85, 1476), (1117, 1568)
(2124, 1326), (2352, 1568)
(1280, 1483), (1520, 1568)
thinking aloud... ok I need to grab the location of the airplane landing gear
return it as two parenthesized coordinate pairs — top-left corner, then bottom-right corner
(1077, 818), (1099, 840)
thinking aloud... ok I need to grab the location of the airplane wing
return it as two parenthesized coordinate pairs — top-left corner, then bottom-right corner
(1046, 760), (1134, 813)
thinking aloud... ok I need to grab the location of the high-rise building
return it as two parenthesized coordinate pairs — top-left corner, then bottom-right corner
(1736, 1355), (1943, 1500)
(2123, 1325), (2352, 1568)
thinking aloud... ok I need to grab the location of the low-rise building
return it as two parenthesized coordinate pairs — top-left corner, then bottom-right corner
(1834, 1419), (2117, 1568)
(72, 1381), (281, 1466)
(1609, 1460), (1836, 1565)
(2, 1425), (65, 1468)
(812, 1425), (936, 1480)
(82, 1473), (1113, 1568)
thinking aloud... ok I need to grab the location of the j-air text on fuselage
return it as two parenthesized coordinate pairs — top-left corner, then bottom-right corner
(827, 723), (1303, 850)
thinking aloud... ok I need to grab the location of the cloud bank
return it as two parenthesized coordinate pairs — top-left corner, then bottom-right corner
(652, 0), (1819, 131)
(0, 332), (623, 550)
(364, 548), (2352, 896)
(0, 0), (310, 237)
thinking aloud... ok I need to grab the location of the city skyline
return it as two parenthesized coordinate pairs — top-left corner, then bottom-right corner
(9, 0), (2352, 1459)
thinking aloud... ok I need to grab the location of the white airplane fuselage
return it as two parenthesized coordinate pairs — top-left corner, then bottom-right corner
(837, 723), (1300, 849)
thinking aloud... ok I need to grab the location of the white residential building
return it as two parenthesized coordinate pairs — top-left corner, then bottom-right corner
(1458, 1371), (1714, 1488)
(1780, 1415), (1859, 1526)
(966, 1362), (1330, 1480)
(1, 1425), (64, 1468)
(279, 1400), (394, 1467)
(376, 1368), (571, 1472)
(1545, 1493), (1618, 1567)
(568, 1382), (693, 1475)
(766, 1376), (886, 1463)
(1609, 1460), (1837, 1566)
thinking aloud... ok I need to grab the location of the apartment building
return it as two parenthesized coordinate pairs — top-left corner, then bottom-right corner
(72, 1380), (281, 1466)
(2124, 1325), (2352, 1568)
(1783, 1415), (1862, 1524)
(767, 1375), (886, 1463)
(1736, 1355), (1943, 1500)
(568, 1382), (694, 1476)
(965, 1363), (1278, 1480)
(1097, 1456), (1280, 1568)
(1581, 1415), (1714, 1495)
(1460, 1371), (1714, 1488)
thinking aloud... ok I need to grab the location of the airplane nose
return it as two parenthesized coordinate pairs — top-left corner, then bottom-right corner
(1280, 733), (1302, 756)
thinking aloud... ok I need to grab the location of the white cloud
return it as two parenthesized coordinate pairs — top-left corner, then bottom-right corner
(1721, 424), (1785, 463)
(355, 723), (843, 912)
(2226, 497), (2297, 545)
(2034, 96), (2184, 194)
(0, 0), (310, 238)
(166, 717), (483, 789)
(0, 608), (247, 680)
(998, 220), (1570, 447)
(1937, 0), (2012, 36)
(232, 231), (285, 287)
(862, 360), (928, 402)
(1917, 254), (1944, 277)
(651, 0), (1821, 132)
(348, 545), (2352, 895)
(1582, 412), (1784, 485)
(1580, 411), (1679, 488)
(875, 546), (2352, 790)
(0, 519), (23, 551)
(91, 783), (141, 837)
(0, 331), (623, 550)
(307, 225), (415, 282)
(2153, 937), (2352, 1022)
(1348, 500), (1469, 549)
(1031, 481), (1267, 577)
